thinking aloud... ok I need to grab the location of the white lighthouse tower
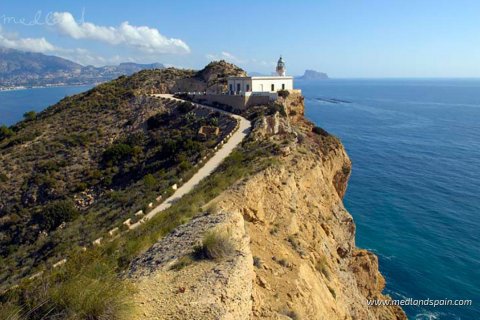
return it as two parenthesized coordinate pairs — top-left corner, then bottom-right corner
(276, 55), (286, 76)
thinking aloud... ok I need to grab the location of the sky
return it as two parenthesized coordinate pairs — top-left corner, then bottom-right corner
(1, 0), (480, 77)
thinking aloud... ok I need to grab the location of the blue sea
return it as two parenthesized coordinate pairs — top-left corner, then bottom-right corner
(0, 85), (92, 126)
(1, 81), (479, 319)
(298, 79), (480, 320)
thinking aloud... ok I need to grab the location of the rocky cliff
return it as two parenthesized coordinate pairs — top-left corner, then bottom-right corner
(128, 92), (406, 319)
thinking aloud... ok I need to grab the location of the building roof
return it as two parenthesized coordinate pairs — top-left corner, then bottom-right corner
(227, 76), (293, 80)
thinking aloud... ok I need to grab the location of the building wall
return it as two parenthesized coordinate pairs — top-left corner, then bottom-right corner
(189, 93), (271, 111)
(227, 78), (252, 94)
(227, 77), (293, 94)
(251, 78), (293, 92)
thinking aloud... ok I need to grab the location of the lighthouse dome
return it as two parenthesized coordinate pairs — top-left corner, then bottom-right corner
(276, 56), (286, 76)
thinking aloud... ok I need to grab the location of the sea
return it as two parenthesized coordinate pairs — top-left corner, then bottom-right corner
(1, 81), (479, 319)
(298, 79), (480, 320)
(0, 85), (93, 126)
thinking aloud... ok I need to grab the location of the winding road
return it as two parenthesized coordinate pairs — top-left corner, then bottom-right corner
(130, 94), (251, 229)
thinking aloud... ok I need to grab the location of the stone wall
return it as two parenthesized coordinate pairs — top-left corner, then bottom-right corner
(189, 93), (271, 111)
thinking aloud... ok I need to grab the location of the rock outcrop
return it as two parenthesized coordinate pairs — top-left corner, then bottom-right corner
(129, 211), (253, 319)
(128, 92), (406, 319)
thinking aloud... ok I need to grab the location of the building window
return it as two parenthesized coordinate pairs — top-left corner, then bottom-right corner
(246, 84), (250, 92)
(282, 83), (285, 90)
(229, 84), (233, 93)
(237, 83), (241, 92)
(271, 84), (275, 91)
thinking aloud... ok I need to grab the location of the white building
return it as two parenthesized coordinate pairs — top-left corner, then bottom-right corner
(227, 56), (293, 97)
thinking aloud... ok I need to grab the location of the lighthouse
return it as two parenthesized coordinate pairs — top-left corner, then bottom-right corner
(276, 55), (286, 76)
(226, 55), (294, 102)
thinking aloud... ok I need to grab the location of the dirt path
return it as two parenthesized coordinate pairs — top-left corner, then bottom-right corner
(130, 94), (251, 229)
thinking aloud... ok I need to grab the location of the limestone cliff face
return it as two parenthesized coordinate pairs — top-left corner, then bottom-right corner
(129, 93), (406, 319)
(217, 144), (404, 319)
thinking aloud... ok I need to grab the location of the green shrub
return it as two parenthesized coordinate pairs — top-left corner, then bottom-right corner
(5, 131), (40, 147)
(315, 255), (331, 280)
(280, 308), (300, 320)
(7, 250), (134, 319)
(253, 256), (262, 268)
(312, 126), (329, 136)
(49, 257), (132, 319)
(287, 234), (304, 255)
(268, 103), (287, 117)
(177, 101), (195, 113)
(34, 200), (79, 231)
(143, 174), (157, 189)
(0, 302), (21, 320)
(23, 110), (37, 121)
(103, 143), (134, 164)
(278, 89), (290, 99)
(193, 230), (235, 260)
(0, 125), (14, 140)
(74, 182), (88, 192)
(0, 173), (7, 183)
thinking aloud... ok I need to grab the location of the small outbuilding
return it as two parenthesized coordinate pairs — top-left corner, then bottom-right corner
(198, 126), (220, 140)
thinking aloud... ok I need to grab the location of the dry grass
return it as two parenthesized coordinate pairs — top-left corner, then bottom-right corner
(193, 230), (236, 260)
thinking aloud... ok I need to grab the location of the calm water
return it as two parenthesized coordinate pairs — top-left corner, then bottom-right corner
(298, 79), (480, 320)
(0, 85), (92, 126)
(1, 81), (478, 319)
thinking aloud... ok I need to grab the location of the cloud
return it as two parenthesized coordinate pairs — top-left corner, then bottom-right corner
(0, 26), (123, 66)
(0, 26), (57, 53)
(51, 12), (190, 54)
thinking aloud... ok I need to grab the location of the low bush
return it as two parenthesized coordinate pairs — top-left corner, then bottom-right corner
(278, 89), (290, 99)
(193, 230), (235, 260)
(143, 174), (157, 189)
(315, 255), (331, 280)
(253, 256), (262, 268)
(312, 126), (329, 136)
(268, 103), (287, 117)
(177, 101), (195, 113)
(103, 143), (134, 164)
(23, 111), (37, 121)
(2, 250), (133, 319)
(280, 308), (300, 320)
(0, 125), (14, 141)
(34, 200), (79, 232)
(0, 173), (8, 183)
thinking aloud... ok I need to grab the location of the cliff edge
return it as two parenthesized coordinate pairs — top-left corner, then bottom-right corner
(128, 92), (406, 319)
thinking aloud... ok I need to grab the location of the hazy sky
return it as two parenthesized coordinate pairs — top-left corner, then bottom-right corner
(1, 0), (480, 77)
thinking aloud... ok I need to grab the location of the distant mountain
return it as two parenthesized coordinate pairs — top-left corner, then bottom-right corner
(0, 48), (164, 89)
(296, 69), (329, 80)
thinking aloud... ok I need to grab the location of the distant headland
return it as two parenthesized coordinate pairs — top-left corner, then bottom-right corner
(296, 69), (329, 80)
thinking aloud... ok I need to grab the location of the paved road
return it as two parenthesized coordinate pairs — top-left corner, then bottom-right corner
(130, 94), (251, 229)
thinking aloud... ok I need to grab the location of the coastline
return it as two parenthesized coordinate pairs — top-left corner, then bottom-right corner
(0, 84), (95, 126)
(0, 82), (102, 92)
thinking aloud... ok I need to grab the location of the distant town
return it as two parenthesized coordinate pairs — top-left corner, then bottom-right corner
(0, 48), (328, 91)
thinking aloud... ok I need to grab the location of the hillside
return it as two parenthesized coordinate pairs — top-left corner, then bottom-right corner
(0, 48), (165, 89)
(0, 61), (245, 289)
(0, 64), (405, 319)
